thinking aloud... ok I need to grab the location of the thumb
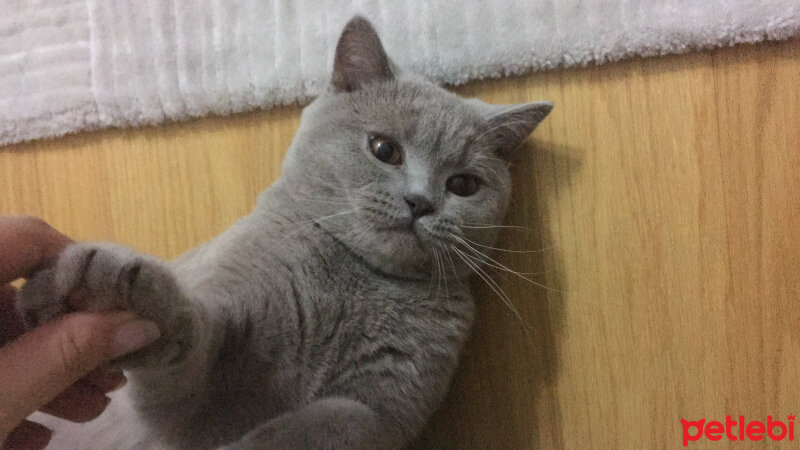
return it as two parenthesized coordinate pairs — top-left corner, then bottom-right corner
(0, 312), (160, 437)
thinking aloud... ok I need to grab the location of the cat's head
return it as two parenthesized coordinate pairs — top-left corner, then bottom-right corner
(280, 17), (552, 279)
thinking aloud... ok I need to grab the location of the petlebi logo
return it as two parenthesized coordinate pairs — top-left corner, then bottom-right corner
(681, 414), (795, 447)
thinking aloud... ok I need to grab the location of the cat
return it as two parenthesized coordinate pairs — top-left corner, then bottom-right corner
(18, 16), (552, 449)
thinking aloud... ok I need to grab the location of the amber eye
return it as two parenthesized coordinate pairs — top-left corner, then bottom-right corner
(446, 174), (480, 197)
(369, 135), (402, 165)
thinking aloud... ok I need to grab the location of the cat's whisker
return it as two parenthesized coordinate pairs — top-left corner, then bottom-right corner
(273, 208), (361, 248)
(451, 246), (531, 333)
(351, 221), (376, 252)
(454, 236), (558, 291)
(443, 246), (460, 283)
(458, 234), (553, 254)
(442, 247), (454, 307)
(269, 204), (357, 228)
(427, 249), (441, 299)
(440, 251), (450, 305)
(459, 223), (535, 232)
(297, 198), (354, 206)
(291, 188), (354, 204)
(292, 193), (353, 204)
(436, 249), (453, 310)
(452, 235), (561, 293)
(433, 249), (449, 303)
(298, 208), (361, 227)
(434, 250), (444, 300)
(456, 248), (551, 276)
(301, 173), (352, 193)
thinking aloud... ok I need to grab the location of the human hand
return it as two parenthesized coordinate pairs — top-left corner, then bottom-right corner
(0, 216), (161, 449)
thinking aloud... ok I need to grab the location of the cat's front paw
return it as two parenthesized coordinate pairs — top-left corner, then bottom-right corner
(18, 242), (194, 365)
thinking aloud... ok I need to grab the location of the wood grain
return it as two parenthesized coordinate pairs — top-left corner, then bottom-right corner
(2, 38), (799, 449)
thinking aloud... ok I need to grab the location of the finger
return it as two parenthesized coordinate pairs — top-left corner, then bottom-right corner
(0, 216), (72, 284)
(81, 366), (127, 393)
(40, 382), (110, 423)
(1, 420), (52, 450)
(0, 285), (26, 346)
(36, 368), (126, 424)
(0, 311), (160, 436)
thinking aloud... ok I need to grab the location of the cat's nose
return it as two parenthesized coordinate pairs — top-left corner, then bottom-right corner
(404, 194), (434, 218)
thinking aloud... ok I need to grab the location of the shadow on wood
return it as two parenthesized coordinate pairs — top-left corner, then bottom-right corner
(412, 139), (581, 449)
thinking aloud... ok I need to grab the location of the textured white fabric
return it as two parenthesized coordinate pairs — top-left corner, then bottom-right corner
(1, 0), (798, 146)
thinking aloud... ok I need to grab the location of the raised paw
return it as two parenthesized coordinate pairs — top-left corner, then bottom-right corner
(18, 242), (194, 365)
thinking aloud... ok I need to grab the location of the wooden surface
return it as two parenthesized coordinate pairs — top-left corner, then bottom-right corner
(2, 38), (799, 449)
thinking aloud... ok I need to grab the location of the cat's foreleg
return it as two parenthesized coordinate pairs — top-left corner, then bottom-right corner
(220, 397), (404, 450)
(17, 242), (211, 373)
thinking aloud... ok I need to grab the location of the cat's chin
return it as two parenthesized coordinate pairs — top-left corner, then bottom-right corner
(381, 223), (445, 254)
(379, 223), (423, 243)
(381, 232), (447, 279)
(337, 228), (436, 280)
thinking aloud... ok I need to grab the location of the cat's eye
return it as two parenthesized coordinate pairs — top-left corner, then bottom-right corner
(446, 174), (480, 197)
(369, 135), (402, 165)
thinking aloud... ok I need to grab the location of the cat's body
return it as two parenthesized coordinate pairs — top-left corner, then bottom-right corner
(33, 184), (472, 449)
(20, 17), (551, 449)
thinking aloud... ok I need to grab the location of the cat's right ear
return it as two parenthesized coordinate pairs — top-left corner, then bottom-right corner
(332, 16), (394, 93)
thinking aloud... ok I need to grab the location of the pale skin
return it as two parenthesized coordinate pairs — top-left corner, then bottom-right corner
(0, 216), (160, 449)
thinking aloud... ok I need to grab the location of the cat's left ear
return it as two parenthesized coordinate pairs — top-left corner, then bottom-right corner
(332, 16), (394, 93)
(470, 100), (554, 158)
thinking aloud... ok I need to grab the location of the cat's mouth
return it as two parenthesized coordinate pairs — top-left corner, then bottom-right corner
(379, 220), (439, 248)
(379, 221), (417, 236)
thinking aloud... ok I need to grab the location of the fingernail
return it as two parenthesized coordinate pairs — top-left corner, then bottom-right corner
(99, 365), (128, 391)
(112, 320), (161, 358)
(110, 375), (128, 391)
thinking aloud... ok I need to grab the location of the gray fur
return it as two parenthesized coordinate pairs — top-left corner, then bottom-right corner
(18, 16), (552, 450)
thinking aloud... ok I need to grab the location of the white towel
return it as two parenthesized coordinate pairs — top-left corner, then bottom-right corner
(1, 0), (798, 147)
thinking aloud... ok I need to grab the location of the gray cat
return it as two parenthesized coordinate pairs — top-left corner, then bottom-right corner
(19, 17), (552, 449)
